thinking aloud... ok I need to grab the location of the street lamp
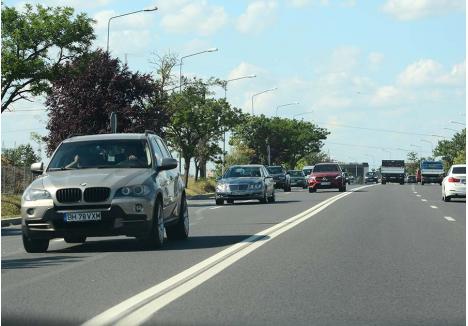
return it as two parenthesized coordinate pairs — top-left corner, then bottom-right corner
(221, 74), (256, 174)
(293, 111), (314, 119)
(449, 120), (466, 126)
(179, 48), (218, 92)
(107, 7), (158, 53)
(420, 139), (434, 154)
(275, 102), (299, 116)
(251, 87), (277, 115)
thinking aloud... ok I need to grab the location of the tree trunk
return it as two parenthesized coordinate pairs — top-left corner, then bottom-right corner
(194, 162), (199, 182)
(199, 159), (207, 179)
(183, 157), (190, 188)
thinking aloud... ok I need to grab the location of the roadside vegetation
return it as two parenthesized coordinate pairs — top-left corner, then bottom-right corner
(185, 178), (216, 197)
(1, 194), (21, 218)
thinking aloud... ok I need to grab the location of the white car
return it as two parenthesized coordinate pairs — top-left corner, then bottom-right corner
(441, 164), (466, 202)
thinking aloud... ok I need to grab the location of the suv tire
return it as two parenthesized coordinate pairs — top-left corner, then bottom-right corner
(142, 200), (165, 249)
(268, 191), (276, 203)
(23, 234), (49, 253)
(166, 195), (189, 241)
(259, 190), (268, 204)
(309, 188), (316, 193)
(215, 198), (224, 205)
(227, 199), (234, 204)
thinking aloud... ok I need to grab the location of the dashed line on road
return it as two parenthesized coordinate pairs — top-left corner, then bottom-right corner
(430, 205), (438, 209)
(421, 199), (427, 202)
(413, 192), (417, 194)
(209, 206), (222, 210)
(444, 216), (456, 222)
(416, 194), (421, 197)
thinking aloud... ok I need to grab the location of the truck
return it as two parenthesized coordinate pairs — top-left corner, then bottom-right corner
(381, 160), (405, 185)
(418, 160), (444, 185)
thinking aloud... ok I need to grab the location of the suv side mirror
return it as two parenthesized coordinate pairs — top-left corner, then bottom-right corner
(31, 162), (44, 175)
(159, 158), (178, 171)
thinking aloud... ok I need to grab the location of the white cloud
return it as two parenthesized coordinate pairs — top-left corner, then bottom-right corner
(286, 0), (356, 8)
(397, 59), (466, 87)
(368, 52), (384, 67)
(237, 1), (278, 34)
(160, 0), (227, 35)
(370, 85), (401, 106)
(382, 0), (465, 20)
(228, 62), (265, 80)
(329, 46), (361, 72)
(286, 0), (312, 8)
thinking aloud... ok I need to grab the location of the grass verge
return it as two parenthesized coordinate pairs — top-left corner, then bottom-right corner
(2, 194), (21, 218)
(185, 177), (216, 197)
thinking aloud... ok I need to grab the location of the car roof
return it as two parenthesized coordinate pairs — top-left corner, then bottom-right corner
(452, 164), (466, 168)
(230, 164), (264, 168)
(62, 133), (152, 143)
(315, 162), (338, 165)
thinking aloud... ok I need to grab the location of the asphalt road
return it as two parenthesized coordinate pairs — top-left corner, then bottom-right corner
(2, 183), (465, 325)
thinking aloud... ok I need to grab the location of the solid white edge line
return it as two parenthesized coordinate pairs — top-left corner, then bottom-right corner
(209, 206), (222, 210)
(444, 216), (456, 222)
(82, 185), (374, 326)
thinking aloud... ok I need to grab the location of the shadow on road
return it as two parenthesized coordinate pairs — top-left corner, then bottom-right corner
(1, 228), (22, 237)
(2, 255), (85, 270)
(48, 235), (268, 253)
(230, 200), (301, 206)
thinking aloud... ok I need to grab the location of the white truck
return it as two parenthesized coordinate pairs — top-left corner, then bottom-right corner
(381, 160), (405, 185)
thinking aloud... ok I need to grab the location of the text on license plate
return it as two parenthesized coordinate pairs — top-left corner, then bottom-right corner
(321, 182), (331, 185)
(64, 212), (101, 222)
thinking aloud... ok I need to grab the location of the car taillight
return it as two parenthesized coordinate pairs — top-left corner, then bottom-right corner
(448, 177), (460, 183)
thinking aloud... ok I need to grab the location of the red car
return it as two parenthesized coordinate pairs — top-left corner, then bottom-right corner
(308, 163), (347, 193)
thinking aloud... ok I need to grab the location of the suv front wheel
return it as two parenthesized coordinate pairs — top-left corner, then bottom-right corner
(141, 200), (165, 249)
(166, 195), (189, 240)
(23, 232), (49, 253)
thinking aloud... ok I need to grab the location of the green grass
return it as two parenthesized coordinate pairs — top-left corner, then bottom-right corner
(2, 194), (21, 218)
(185, 177), (216, 197)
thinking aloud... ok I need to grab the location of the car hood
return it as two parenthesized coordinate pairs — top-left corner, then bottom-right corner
(312, 172), (341, 178)
(42, 168), (153, 190)
(219, 177), (263, 184)
(269, 173), (285, 177)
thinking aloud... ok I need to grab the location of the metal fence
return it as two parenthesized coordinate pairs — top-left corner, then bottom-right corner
(1, 165), (34, 194)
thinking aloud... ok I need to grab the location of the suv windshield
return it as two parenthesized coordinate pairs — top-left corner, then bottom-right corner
(303, 168), (312, 176)
(48, 139), (152, 170)
(313, 164), (339, 172)
(225, 167), (262, 178)
(267, 167), (284, 174)
(366, 172), (376, 177)
(288, 171), (303, 177)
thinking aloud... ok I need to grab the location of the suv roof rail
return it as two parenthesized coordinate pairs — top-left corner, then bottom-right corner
(145, 130), (156, 136)
(67, 133), (83, 138)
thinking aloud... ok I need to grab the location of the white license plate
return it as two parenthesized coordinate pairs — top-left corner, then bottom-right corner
(64, 212), (101, 222)
(321, 182), (331, 186)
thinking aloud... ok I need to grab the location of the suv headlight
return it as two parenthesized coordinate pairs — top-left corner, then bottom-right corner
(115, 185), (150, 197)
(216, 183), (229, 192)
(23, 188), (52, 201)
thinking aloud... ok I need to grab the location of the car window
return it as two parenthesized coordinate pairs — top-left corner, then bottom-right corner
(289, 171), (302, 177)
(267, 166), (283, 174)
(303, 169), (312, 176)
(48, 139), (151, 170)
(313, 164), (339, 172)
(149, 137), (164, 166)
(225, 167), (262, 178)
(262, 167), (270, 177)
(156, 138), (172, 158)
(452, 167), (466, 174)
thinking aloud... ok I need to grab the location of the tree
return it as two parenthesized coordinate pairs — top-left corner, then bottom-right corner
(295, 151), (330, 170)
(165, 78), (243, 187)
(434, 129), (466, 169)
(2, 144), (39, 167)
(406, 151), (419, 175)
(231, 115), (329, 169)
(1, 4), (95, 112)
(45, 50), (168, 155)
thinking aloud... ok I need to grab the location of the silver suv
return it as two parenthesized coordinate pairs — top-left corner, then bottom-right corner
(21, 132), (189, 253)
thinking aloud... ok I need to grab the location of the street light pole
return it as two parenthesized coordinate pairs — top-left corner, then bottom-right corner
(293, 110), (314, 119)
(222, 74), (256, 174)
(251, 87), (277, 115)
(275, 102), (299, 116)
(179, 48), (218, 92)
(449, 120), (466, 126)
(107, 7), (158, 53)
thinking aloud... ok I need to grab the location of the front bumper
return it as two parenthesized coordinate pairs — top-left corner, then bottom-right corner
(365, 178), (378, 183)
(216, 190), (264, 200)
(22, 198), (154, 239)
(308, 179), (342, 189)
(421, 175), (443, 183)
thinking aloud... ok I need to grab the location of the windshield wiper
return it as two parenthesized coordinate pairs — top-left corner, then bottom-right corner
(48, 167), (75, 171)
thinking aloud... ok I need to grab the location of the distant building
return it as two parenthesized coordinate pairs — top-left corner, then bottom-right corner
(339, 162), (369, 183)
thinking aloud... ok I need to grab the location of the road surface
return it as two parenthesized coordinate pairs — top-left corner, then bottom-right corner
(2, 183), (465, 325)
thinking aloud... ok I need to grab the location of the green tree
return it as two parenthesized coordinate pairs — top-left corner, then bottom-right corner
(1, 4), (95, 112)
(165, 78), (243, 187)
(232, 115), (329, 169)
(434, 129), (466, 169)
(406, 151), (419, 175)
(295, 151), (330, 170)
(2, 144), (39, 167)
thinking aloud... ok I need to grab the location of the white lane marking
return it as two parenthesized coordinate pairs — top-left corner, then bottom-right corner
(413, 192), (417, 194)
(421, 199), (427, 202)
(416, 195), (421, 197)
(430, 205), (438, 209)
(209, 206), (222, 210)
(444, 216), (456, 222)
(82, 184), (375, 326)
(284, 192), (291, 195)
(53, 239), (64, 242)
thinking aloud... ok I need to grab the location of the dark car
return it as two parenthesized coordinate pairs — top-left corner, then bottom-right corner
(287, 170), (307, 188)
(308, 163), (346, 193)
(364, 172), (379, 184)
(215, 165), (275, 205)
(267, 166), (291, 192)
(406, 175), (417, 183)
(21, 132), (188, 253)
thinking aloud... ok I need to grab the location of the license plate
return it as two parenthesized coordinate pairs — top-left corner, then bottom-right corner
(321, 182), (331, 185)
(64, 212), (101, 222)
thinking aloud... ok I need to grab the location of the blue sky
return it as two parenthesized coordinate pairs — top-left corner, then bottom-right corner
(1, 0), (466, 169)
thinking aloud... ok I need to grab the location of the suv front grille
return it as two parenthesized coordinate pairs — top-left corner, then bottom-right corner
(84, 187), (110, 202)
(56, 188), (82, 203)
